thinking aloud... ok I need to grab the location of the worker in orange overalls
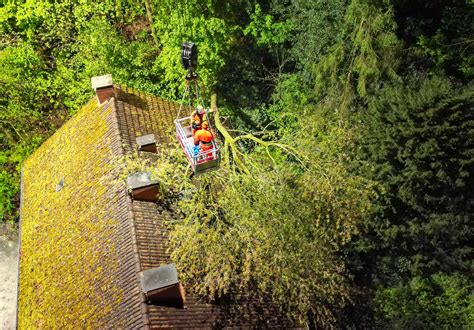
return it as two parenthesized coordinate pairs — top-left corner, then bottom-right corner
(190, 105), (208, 136)
(193, 122), (214, 160)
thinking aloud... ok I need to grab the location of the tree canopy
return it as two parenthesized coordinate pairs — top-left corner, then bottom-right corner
(1, 0), (472, 327)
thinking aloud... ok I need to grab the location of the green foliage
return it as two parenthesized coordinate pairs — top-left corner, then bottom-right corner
(375, 273), (474, 328)
(171, 167), (353, 326)
(316, 0), (401, 104)
(135, 0), (241, 98)
(353, 76), (474, 279)
(0, 169), (18, 221)
(272, 0), (349, 82)
(0, 41), (58, 221)
(2, 0), (473, 326)
(119, 105), (375, 326)
(168, 110), (374, 326)
(266, 73), (310, 133)
(393, 0), (474, 80)
(244, 3), (293, 47)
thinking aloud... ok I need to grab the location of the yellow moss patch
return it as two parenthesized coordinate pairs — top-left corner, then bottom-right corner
(19, 100), (122, 328)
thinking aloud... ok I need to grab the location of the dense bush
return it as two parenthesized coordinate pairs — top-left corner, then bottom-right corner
(375, 273), (474, 328)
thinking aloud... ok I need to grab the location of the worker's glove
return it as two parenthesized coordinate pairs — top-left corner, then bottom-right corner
(193, 146), (200, 156)
(192, 122), (198, 130)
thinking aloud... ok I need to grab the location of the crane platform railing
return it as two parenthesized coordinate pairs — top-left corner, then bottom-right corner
(174, 116), (220, 174)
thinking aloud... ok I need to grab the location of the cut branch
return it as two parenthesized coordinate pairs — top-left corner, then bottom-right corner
(212, 107), (306, 173)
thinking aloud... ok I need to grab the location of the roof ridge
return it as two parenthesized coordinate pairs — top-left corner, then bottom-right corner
(112, 86), (184, 327)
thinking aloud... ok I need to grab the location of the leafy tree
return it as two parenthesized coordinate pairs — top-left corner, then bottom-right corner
(315, 0), (401, 105)
(271, 0), (349, 81)
(393, 0), (474, 80)
(352, 76), (474, 282)
(0, 41), (60, 221)
(375, 273), (474, 328)
(2, 0), (473, 327)
(127, 107), (373, 326)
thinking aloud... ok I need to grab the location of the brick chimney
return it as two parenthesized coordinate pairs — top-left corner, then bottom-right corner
(91, 74), (115, 104)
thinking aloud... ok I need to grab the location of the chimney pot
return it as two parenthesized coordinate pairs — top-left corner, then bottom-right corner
(91, 74), (114, 104)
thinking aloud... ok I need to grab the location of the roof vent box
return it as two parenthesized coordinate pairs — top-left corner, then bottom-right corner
(136, 134), (157, 153)
(91, 74), (115, 104)
(126, 172), (159, 202)
(139, 264), (186, 306)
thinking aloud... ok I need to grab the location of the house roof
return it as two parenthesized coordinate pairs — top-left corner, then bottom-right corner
(19, 85), (294, 328)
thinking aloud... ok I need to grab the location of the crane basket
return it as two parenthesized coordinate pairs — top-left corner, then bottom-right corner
(174, 115), (220, 174)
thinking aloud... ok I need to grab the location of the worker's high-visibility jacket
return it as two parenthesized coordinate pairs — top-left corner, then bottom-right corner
(190, 111), (207, 133)
(194, 128), (214, 151)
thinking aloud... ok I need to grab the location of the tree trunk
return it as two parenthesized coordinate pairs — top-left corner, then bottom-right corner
(143, 0), (159, 46)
